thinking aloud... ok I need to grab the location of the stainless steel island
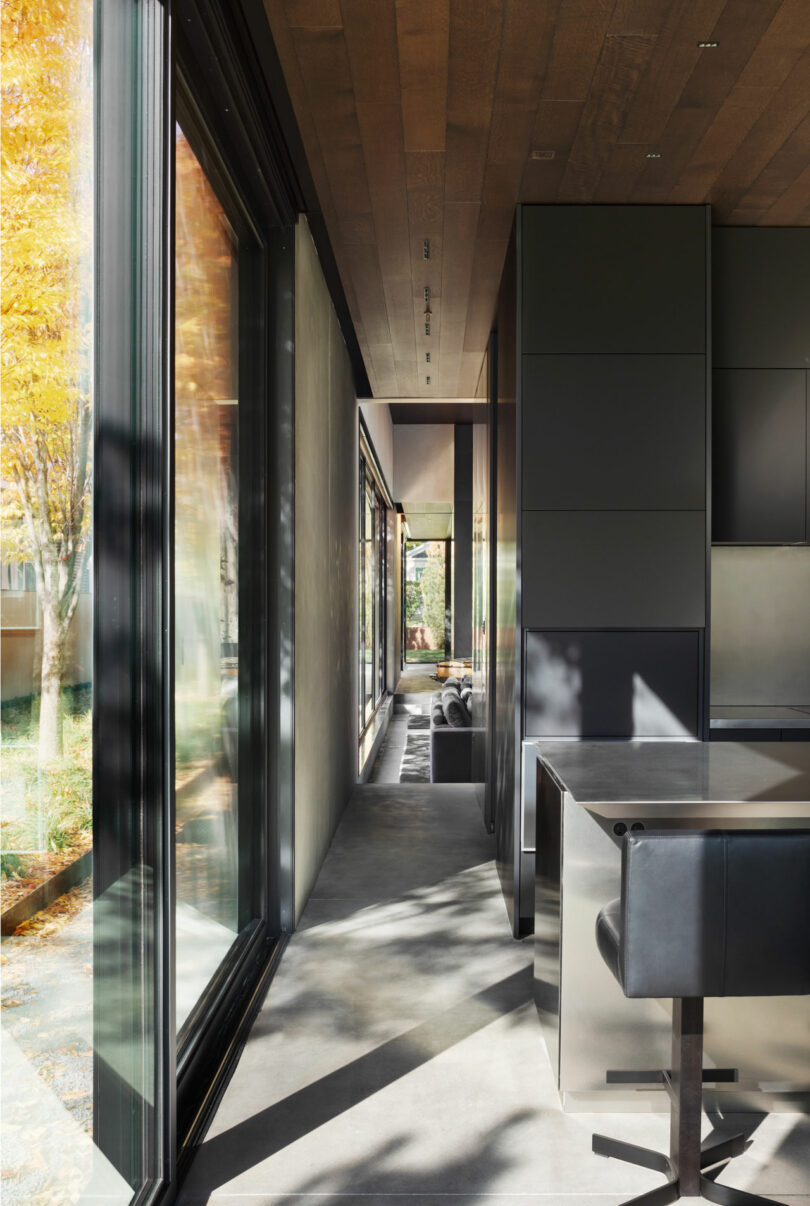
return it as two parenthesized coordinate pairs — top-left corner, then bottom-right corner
(532, 740), (810, 1113)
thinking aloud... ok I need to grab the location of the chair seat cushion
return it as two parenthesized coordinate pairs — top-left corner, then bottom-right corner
(596, 898), (623, 988)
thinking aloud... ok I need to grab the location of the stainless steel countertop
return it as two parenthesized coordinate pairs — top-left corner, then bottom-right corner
(709, 705), (810, 729)
(533, 740), (810, 817)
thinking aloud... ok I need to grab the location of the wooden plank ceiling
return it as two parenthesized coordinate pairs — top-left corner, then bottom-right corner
(263, 0), (810, 398)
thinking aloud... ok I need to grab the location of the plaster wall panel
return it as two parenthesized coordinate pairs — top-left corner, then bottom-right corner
(359, 401), (394, 495)
(393, 424), (454, 504)
(294, 219), (357, 924)
(711, 547), (810, 707)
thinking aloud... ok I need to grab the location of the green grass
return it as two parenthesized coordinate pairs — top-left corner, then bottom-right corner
(1, 686), (92, 863)
(405, 650), (445, 664)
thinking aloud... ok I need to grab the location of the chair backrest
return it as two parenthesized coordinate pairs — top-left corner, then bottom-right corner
(619, 830), (810, 999)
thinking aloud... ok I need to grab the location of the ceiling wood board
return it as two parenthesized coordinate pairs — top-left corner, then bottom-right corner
(264, 0), (810, 398)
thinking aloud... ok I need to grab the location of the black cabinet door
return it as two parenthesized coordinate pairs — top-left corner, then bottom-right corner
(713, 228), (810, 369)
(524, 629), (701, 738)
(712, 369), (807, 544)
(521, 510), (706, 628)
(522, 355), (706, 511)
(521, 205), (707, 354)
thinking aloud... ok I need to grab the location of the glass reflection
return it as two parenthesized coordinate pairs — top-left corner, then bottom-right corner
(174, 125), (240, 1034)
(364, 483), (374, 723)
(358, 457), (387, 734)
(1, 2), (144, 1200)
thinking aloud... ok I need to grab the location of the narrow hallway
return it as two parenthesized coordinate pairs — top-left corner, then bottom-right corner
(180, 785), (810, 1206)
(369, 666), (435, 784)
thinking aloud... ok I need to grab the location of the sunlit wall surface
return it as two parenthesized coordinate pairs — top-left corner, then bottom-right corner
(1, 3), (134, 1201)
(174, 126), (241, 1034)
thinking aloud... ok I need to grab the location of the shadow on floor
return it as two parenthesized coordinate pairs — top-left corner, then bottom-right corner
(183, 966), (532, 1197)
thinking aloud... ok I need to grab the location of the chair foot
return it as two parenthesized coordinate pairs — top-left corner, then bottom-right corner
(601, 1175), (790, 1206)
(622, 1181), (681, 1206)
(700, 1173), (790, 1206)
(593, 1133), (674, 1177)
(701, 1134), (747, 1170)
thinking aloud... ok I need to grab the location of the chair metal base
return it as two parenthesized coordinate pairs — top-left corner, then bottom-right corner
(592, 999), (788, 1206)
(593, 1128), (785, 1206)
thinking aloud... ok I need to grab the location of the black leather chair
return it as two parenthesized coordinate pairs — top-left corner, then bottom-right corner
(593, 829), (810, 1206)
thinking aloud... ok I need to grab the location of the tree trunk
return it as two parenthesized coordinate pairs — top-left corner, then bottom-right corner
(38, 609), (66, 764)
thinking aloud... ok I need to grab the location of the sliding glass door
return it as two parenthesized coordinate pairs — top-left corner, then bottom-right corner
(2, 1), (295, 1199)
(174, 122), (246, 1038)
(171, 69), (278, 1102)
(358, 453), (387, 731)
(2, 0), (167, 1200)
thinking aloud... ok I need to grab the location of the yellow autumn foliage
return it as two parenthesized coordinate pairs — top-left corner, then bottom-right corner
(1, 0), (93, 561)
(1, 0), (93, 761)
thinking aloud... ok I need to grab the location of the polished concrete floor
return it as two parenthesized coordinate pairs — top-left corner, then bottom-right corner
(394, 664), (441, 694)
(180, 783), (810, 1206)
(369, 672), (433, 784)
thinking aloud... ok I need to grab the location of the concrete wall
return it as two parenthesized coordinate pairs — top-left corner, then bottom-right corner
(711, 547), (810, 706)
(393, 424), (454, 504)
(359, 401), (394, 496)
(294, 218), (358, 924)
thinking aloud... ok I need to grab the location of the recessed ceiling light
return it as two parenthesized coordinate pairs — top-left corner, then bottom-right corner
(646, 152), (662, 159)
(697, 41), (718, 48)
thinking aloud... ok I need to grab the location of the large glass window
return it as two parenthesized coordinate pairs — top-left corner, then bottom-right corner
(358, 453), (387, 731)
(174, 124), (240, 1032)
(404, 540), (449, 664)
(174, 120), (264, 1041)
(2, 4), (290, 1199)
(1, 2), (152, 1200)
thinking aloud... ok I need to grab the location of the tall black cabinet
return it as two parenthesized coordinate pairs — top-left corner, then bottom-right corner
(493, 205), (711, 934)
(712, 228), (810, 545)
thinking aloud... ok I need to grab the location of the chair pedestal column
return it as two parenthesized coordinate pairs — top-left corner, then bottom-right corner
(592, 994), (762, 1206)
(669, 997), (704, 1196)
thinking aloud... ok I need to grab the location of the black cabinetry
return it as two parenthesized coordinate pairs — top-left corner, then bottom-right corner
(712, 228), (810, 544)
(519, 204), (709, 718)
(525, 630), (701, 739)
(713, 228), (810, 370)
(712, 370), (807, 543)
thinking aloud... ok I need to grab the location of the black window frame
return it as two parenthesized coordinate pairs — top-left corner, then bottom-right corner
(402, 537), (453, 667)
(358, 443), (389, 737)
(92, 1), (301, 1200)
(172, 1), (297, 1168)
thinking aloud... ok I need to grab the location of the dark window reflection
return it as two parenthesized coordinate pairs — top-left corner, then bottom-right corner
(174, 125), (241, 1033)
